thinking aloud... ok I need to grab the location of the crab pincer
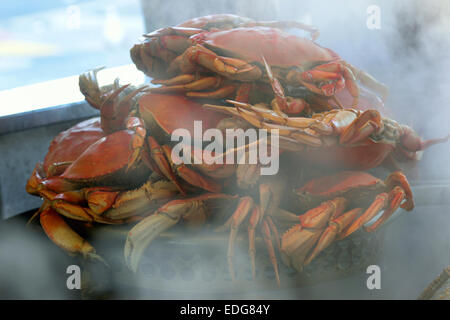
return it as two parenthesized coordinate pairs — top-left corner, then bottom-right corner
(278, 171), (414, 272)
(39, 204), (107, 265)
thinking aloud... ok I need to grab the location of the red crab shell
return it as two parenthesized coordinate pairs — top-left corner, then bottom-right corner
(60, 129), (148, 184)
(177, 14), (253, 29)
(191, 27), (338, 67)
(300, 142), (395, 171)
(41, 117), (150, 193)
(43, 117), (105, 176)
(295, 171), (387, 210)
(138, 93), (226, 139)
(298, 171), (383, 195)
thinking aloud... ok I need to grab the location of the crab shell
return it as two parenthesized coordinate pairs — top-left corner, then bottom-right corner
(299, 141), (395, 171)
(137, 93), (245, 186)
(43, 117), (104, 176)
(41, 117), (150, 192)
(294, 171), (389, 210)
(138, 93), (226, 143)
(58, 129), (150, 187)
(191, 27), (337, 67)
(176, 14), (254, 29)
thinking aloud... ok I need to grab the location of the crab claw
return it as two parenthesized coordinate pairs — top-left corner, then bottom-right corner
(281, 198), (348, 271)
(78, 67), (106, 110)
(303, 207), (362, 265)
(261, 55), (310, 116)
(26, 163), (45, 195)
(124, 204), (180, 272)
(340, 109), (383, 145)
(124, 193), (234, 272)
(161, 143), (223, 193)
(39, 204), (107, 265)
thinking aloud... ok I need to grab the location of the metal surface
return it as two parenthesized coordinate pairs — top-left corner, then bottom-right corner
(4, 188), (450, 299)
(0, 101), (98, 135)
(412, 183), (450, 206)
(73, 184), (450, 298)
(0, 64), (144, 135)
(87, 226), (383, 295)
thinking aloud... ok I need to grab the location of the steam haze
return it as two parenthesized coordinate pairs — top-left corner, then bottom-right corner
(0, 0), (449, 299)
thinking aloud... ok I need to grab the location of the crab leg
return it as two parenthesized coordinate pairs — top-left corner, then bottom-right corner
(220, 102), (387, 149)
(50, 199), (125, 224)
(261, 218), (280, 286)
(151, 74), (196, 86)
(147, 136), (186, 195)
(51, 200), (97, 222)
(345, 62), (389, 100)
(187, 85), (237, 99)
(234, 83), (253, 103)
(46, 161), (73, 177)
(258, 174), (285, 250)
(126, 116), (147, 172)
(242, 175), (285, 282)
(150, 76), (222, 93)
(302, 61), (359, 103)
(172, 44), (262, 81)
(151, 75), (251, 102)
(36, 184), (125, 224)
(124, 193), (235, 272)
(281, 198), (348, 271)
(99, 85), (133, 130)
(304, 207), (363, 266)
(40, 205), (105, 263)
(365, 186), (406, 232)
(79, 67), (109, 110)
(385, 171), (414, 211)
(338, 193), (389, 239)
(302, 69), (342, 82)
(204, 101), (326, 134)
(262, 56), (288, 116)
(340, 109), (383, 145)
(226, 197), (254, 282)
(247, 206), (261, 280)
(124, 202), (181, 272)
(103, 179), (179, 219)
(26, 164), (46, 196)
(339, 172), (412, 237)
(83, 188), (120, 214)
(265, 216), (281, 253)
(262, 56), (310, 115)
(162, 144), (222, 193)
(229, 100), (333, 133)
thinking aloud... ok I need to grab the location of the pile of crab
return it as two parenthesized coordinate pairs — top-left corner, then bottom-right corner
(26, 14), (448, 286)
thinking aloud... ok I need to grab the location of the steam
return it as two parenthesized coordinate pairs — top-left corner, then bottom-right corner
(1, 0), (449, 299)
(135, 0), (450, 299)
(0, 218), (77, 299)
